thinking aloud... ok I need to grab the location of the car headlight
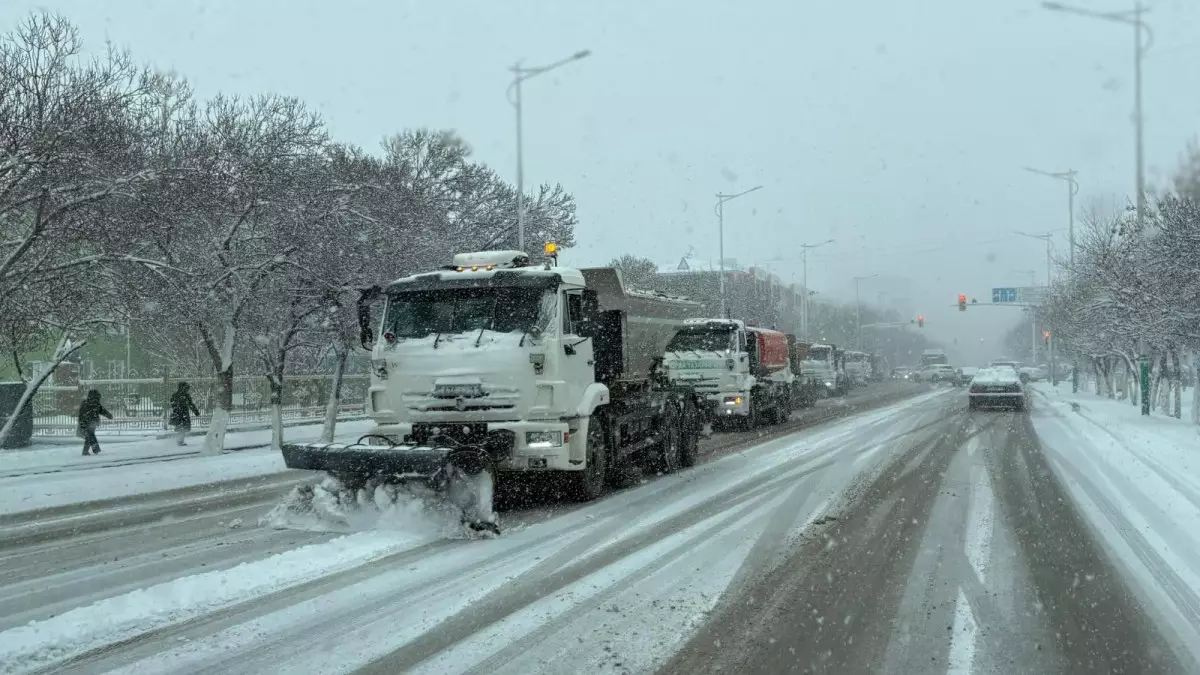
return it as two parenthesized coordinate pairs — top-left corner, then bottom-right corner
(525, 431), (563, 448)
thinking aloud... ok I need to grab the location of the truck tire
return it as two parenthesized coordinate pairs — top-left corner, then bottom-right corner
(679, 399), (699, 468)
(740, 402), (758, 431)
(569, 415), (608, 501)
(651, 403), (682, 474)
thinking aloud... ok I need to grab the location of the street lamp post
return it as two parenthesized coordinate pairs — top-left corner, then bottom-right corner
(1012, 269), (1038, 363)
(799, 240), (834, 340)
(508, 49), (591, 253)
(853, 274), (878, 351)
(1023, 167), (1080, 268)
(715, 186), (763, 319)
(1042, 2), (1151, 230)
(1017, 231), (1056, 383)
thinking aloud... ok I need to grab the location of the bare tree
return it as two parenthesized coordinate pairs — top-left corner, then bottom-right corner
(0, 14), (166, 447)
(608, 254), (659, 289)
(119, 94), (328, 454)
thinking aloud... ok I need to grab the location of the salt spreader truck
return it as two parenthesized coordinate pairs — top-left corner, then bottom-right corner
(663, 319), (795, 429)
(280, 248), (704, 531)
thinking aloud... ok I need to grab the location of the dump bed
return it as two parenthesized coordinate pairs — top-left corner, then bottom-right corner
(748, 327), (790, 373)
(581, 267), (701, 383)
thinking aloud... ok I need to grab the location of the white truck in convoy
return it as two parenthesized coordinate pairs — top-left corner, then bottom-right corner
(663, 318), (795, 429)
(280, 249), (705, 531)
(798, 342), (849, 396)
(844, 350), (872, 387)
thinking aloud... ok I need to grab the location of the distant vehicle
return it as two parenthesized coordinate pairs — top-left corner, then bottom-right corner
(844, 350), (871, 387)
(988, 360), (1021, 371)
(968, 367), (1026, 411)
(954, 366), (978, 387)
(913, 364), (957, 383)
(890, 367), (912, 380)
(920, 348), (949, 367)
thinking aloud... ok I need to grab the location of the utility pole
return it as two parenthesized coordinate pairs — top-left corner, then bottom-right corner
(715, 187), (762, 319)
(799, 240), (834, 340)
(1042, 2), (1151, 230)
(508, 49), (591, 252)
(852, 274), (878, 351)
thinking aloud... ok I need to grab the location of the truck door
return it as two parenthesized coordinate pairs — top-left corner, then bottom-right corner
(561, 288), (596, 413)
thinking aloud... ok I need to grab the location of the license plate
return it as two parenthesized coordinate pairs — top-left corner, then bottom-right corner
(434, 383), (484, 398)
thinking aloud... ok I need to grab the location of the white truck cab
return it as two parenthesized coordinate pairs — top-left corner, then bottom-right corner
(663, 318), (753, 419)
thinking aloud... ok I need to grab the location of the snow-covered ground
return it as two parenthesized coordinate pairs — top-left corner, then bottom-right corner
(0, 389), (952, 675)
(1031, 383), (1200, 662)
(0, 419), (373, 516)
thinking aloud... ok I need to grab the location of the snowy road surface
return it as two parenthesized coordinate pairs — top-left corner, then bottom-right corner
(2, 382), (1191, 674)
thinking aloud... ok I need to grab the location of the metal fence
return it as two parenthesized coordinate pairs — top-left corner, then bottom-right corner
(32, 374), (370, 437)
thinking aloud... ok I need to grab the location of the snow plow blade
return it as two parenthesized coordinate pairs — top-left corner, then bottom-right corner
(280, 440), (499, 535)
(281, 442), (458, 478)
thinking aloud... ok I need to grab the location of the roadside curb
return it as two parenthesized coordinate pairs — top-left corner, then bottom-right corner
(0, 471), (307, 549)
(28, 416), (368, 446)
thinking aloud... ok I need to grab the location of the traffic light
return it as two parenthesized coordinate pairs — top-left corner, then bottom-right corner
(958, 293), (967, 312)
(1043, 330), (1051, 345)
(917, 315), (925, 328)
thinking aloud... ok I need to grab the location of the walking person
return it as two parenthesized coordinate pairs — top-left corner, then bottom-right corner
(169, 382), (200, 446)
(77, 389), (112, 456)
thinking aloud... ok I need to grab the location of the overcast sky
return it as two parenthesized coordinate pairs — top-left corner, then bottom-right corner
(5, 0), (1198, 364)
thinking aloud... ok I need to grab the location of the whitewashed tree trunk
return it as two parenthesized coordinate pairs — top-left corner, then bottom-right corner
(202, 323), (237, 456)
(1191, 350), (1200, 425)
(268, 372), (284, 453)
(1171, 349), (1183, 419)
(0, 335), (86, 448)
(1120, 353), (1139, 406)
(320, 342), (349, 443)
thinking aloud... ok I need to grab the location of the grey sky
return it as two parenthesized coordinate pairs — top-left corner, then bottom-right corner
(6, 0), (1198, 364)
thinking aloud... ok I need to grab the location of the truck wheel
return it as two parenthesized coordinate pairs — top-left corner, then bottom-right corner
(569, 416), (608, 501)
(652, 403), (682, 474)
(679, 399), (699, 468)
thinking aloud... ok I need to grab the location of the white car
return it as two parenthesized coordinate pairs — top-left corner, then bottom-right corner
(914, 364), (958, 383)
(968, 367), (1026, 411)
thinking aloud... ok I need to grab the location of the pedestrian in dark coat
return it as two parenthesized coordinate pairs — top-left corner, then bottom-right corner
(169, 382), (200, 446)
(77, 389), (112, 456)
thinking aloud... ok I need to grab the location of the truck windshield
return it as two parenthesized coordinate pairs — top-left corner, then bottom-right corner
(383, 287), (556, 339)
(807, 346), (831, 361)
(921, 354), (949, 366)
(666, 327), (736, 352)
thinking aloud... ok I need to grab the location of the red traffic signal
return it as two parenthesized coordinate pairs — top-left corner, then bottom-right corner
(917, 315), (925, 328)
(958, 293), (967, 311)
(1043, 330), (1051, 344)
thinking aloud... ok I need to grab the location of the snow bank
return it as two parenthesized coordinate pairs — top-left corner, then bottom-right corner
(0, 530), (434, 675)
(0, 420), (374, 516)
(1031, 384), (1200, 663)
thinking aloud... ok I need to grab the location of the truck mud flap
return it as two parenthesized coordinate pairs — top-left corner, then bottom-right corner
(281, 442), (455, 479)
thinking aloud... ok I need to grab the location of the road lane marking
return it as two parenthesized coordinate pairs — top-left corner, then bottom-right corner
(947, 587), (978, 674)
(964, 464), (994, 586)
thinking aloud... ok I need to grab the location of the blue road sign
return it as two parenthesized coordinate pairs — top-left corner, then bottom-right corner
(992, 287), (1017, 303)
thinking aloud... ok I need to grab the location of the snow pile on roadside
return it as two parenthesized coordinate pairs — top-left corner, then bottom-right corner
(1031, 384), (1200, 659)
(0, 530), (433, 675)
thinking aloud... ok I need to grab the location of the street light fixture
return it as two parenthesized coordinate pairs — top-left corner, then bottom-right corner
(1023, 166), (1080, 268)
(853, 274), (879, 350)
(714, 186), (763, 318)
(1041, 1), (1151, 230)
(508, 49), (592, 253)
(799, 239), (834, 340)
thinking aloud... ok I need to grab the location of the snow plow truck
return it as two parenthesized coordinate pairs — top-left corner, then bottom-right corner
(279, 248), (705, 533)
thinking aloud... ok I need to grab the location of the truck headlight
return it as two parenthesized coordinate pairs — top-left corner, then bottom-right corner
(723, 396), (742, 405)
(525, 431), (563, 448)
(824, 381), (834, 388)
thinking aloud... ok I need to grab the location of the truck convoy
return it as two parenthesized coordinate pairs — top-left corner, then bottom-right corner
(663, 319), (795, 429)
(281, 249), (705, 532)
(279, 247), (882, 532)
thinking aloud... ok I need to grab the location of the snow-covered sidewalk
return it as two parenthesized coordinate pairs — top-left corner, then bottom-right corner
(1031, 383), (1200, 661)
(0, 419), (373, 516)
